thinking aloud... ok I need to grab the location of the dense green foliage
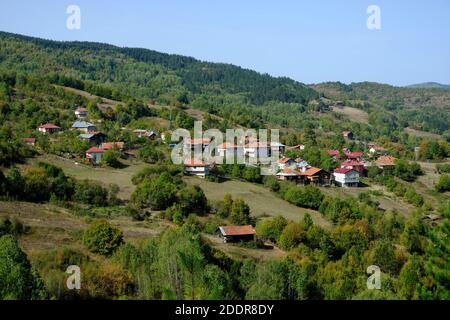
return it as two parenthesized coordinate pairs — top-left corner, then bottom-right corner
(0, 235), (46, 299)
(83, 220), (124, 255)
(312, 81), (450, 135)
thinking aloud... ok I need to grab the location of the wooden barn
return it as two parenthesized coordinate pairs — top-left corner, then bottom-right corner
(218, 225), (256, 243)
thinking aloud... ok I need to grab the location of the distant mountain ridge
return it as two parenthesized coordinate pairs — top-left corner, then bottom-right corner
(406, 82), (450, 90)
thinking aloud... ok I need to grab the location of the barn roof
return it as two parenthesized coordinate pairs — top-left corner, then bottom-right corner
(219, 225), (256, 236)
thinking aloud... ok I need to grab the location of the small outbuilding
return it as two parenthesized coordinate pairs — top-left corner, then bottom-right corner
(38, 123), (61, 134)
(75, 107), (89, 118)
(85, 147), (105, 164)
(218, 225), (256, 243)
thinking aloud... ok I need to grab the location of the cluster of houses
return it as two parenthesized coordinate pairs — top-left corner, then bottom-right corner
(277, 142), (392, 188)
(182, 135), (397, 189)
(31, 107), (159, 164)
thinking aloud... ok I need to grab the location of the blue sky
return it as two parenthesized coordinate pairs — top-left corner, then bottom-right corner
(0, 0), (449, 86)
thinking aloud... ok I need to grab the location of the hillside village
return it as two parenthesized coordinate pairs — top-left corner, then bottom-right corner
(0, 32), (449, 301)
(32, 109), (400, 190)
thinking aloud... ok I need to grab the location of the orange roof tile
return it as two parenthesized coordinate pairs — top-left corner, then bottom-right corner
(219, 225), (256, 236)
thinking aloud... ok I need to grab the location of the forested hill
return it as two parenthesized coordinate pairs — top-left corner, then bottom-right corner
(0, 31), (318, 107)
(311, 81), (450, 135)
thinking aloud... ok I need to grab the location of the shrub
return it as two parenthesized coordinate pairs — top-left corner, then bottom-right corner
(243, 166), (262, 183)
(0, 217), (28, 236)
(255, 216), (287, 243)
(230, 198), (251, 225)
(179, 185), (208, 215)
(83, 220), (124, 255)
(74, 180), (110, 207)
(131, 173), (178, 210)
(284, 185), (324, 210)
(279, 222), (306, 250)
(436, 175), (450, 193)
(263, 175), (280, 192)
(102, 149), (123, 168)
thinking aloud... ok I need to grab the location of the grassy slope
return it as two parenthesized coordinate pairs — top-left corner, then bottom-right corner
(20, 154), (147, 200)
(0, 201), (168, 253)
(184, 176), (332, 229)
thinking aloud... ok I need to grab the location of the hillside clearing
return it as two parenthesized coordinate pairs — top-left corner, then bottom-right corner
(331, 106), (369, 124)
(0, 201), (169, 253)
(183, 176), (332, 229)
(204, 234), (286, 262)
(21, 154), (147, 200)
(404, 127), (442, 139)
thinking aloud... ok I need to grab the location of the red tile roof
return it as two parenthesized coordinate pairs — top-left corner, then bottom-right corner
(23, 138), (36, 143)
(184, 159), (209, 167)
(327, 149), (340, 156)
(276, 168), (300, 176)
(334, 168), (357, 174)
(101, 142), (124, 150)
(217, 142), (240, 149)
(345, 151), (363, 158)
(245, 142), (269, 148)
(186, 138), (210, 145)
(219, 225), (256, 236)
(75, 107), (88, 113)
(86, 147), (105, 154)
(39, 123), (60, 129)
(298, 167), (324, 176)
(278, 157), (293, 164)
(341, 159), (365, 167)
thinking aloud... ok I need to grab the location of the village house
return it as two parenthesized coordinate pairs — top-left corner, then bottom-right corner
(277, 157), (296, 170)
(133, 129), (157, 139)
(101, 142), (125, 151)
(294, 158), (309, 170)
(244, 141), (271, 159)
(297, 166), (331, 185)
(286, 144), (305, 151)
(333, 168), (360, 187)
(23, 138), (36, 146)
(270, 141), (286, 155)
(340, 159), (366, 176)
(217, 142), (245, 158)
(327, 149), (340, 160)
(79, 132), (105, 146)
(342, 130), (354, 140)
(276, 168), (300, 181)
(184, 138), (211, 153)
(369, 145), (388, 156)
(184, 159), (210, 177)
(38, 123), (61, 134)
(344, 150), (364, 161)
(72, 121), (97, 133)
(374, 155), (397, 169)
(74, 107), (88, 118)
(218, 225), (256, 243)
(85, 147), (105, 164)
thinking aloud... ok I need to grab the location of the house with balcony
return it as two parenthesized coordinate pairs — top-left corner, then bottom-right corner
(184, 159), (210, 177)
(333, 168), (360, 187)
